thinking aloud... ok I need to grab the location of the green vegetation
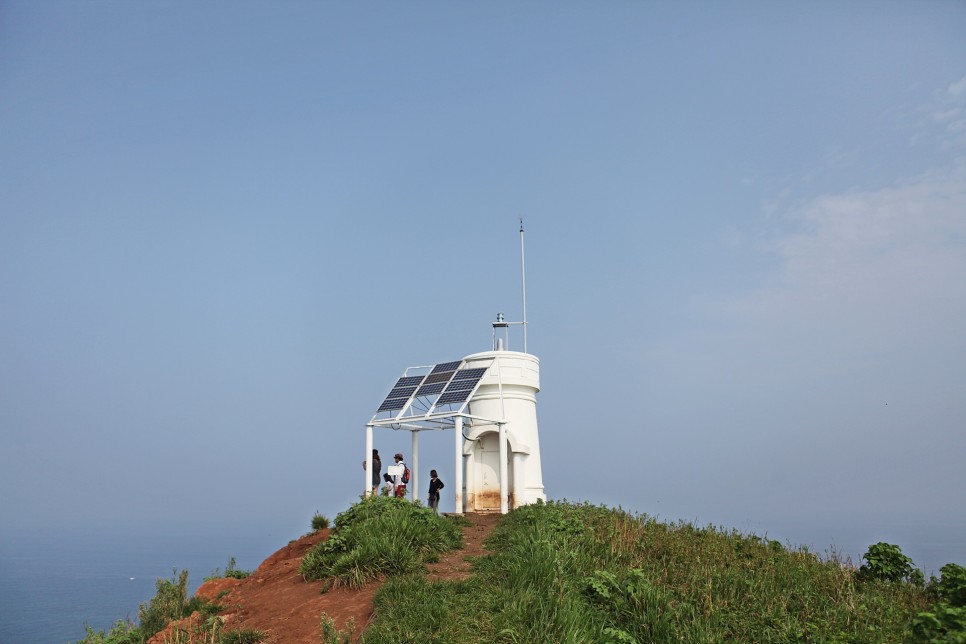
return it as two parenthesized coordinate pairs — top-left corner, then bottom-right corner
(299, 494), (463, 590)
(73, 569), (253, 644)
(312, 512), (331, 531)
(859, 541), (917, 583)
(75, 499), (964, 643)
(361, 500), (948, 643)
(219, 629), (266, 644)
(320, 613), (356, 643)
(910, 563), (966, 642)
(205, 557), (252, 581)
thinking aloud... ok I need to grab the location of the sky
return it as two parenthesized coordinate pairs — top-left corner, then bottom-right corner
(1, 2), (964, 574)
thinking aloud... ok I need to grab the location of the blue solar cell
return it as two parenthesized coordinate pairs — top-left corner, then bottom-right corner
(386, 385), (418, 399)
(452, 367), (487, 381)
(443, 373), (484, 392)
(415, 382), (447, 396)
(436, 390), (474, 405)
(431, 361), (462, 374)
(377, 397), (410, 412)
(394, 375), (424, 388)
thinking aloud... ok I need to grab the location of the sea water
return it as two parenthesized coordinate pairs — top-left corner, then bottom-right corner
(0, 531), (274, 644)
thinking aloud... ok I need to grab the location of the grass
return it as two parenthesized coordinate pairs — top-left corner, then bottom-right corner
(312, 512), (331, 531)
(298, 494), (463, 590)
(76, 498), (961, 643)
(361, 500), (935, 643)
(320, 613), (357, 643)
(205, 557), (252, 582)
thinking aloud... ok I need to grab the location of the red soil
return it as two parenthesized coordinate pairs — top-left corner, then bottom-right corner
(147, 513), (499, 643)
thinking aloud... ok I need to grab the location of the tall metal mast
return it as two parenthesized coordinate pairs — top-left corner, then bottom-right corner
(520, 218), (527, 354)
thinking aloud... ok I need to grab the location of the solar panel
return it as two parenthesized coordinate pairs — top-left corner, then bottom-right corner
(374, 375), (426, 415)
(436, 390), (475, 406)
(424, 371), (455, 384)
(452, 367), (487, 381)
(387, 385), (418, 399)
(378, 397), (411, 412)
(445, 370), (485, 389)
(372, 360), (490, 418)
(431, 361), (462, 373)
(442, 380), (474, 393)
(414, 381), (447, 397)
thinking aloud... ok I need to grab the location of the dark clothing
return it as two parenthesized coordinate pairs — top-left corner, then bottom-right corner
(371, 457), (382, 488)
(428, 477), (445, 513)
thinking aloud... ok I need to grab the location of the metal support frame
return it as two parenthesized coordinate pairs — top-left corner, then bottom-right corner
(411, 430), (419, 503)
(364, 409), (505, 515)
(364, 354), (518, 515)
(365, 424), (373, 497)
(499, 422), (508, 514)
(454, 416), (463, 515)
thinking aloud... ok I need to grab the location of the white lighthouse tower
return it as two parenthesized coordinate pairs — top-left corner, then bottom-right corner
(460, 343), (545, 512)
(363, 223), (544, 513)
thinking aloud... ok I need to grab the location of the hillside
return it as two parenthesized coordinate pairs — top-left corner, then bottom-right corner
(80, 499), (963, 643)
(144, 511), (499, 643)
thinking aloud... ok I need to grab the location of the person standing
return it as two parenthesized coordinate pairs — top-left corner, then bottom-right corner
(391, 452), (408, 498)
(362, 449), (381, 495)
(428, 469), (445, 514)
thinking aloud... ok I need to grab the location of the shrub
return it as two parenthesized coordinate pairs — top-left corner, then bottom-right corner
(859, 542), (916, 583)
(137, 569), (191, 639)
(910, 564), (966, 642)
(74, 619), (139, 644)
(221, 629), (267, 643)
(206, 556), (252, 581)
(910, 604), (966, 642)
(937, 564), (966, 607)
(312, 512), (330, 531)
(320, 613), (356, 643)
(223, 557), (252, 580)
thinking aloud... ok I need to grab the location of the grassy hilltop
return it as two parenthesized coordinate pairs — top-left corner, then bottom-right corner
(79, 497), (965, 643)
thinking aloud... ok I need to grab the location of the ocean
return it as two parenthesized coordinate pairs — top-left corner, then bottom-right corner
(0, 531), (275, 644)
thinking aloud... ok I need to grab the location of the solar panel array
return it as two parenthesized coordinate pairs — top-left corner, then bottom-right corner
(374, 361), (489, 417)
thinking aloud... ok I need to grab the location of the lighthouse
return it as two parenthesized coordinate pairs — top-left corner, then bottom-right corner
(460, 345), (545, 512)
(363, 223), (543, 514)
(364, 337), (546, 514)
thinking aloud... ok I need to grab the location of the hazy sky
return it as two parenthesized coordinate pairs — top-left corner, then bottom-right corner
(1, 2), (964, 573)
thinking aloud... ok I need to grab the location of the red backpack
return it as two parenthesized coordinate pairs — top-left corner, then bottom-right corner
(402, 466), (411, 484)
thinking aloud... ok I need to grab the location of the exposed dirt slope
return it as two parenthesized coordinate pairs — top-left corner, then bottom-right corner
(148, 513), (499, 643)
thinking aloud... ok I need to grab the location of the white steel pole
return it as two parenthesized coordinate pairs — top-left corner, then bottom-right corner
(499, 422), (508, 514)
(454, 416), (464, 515)
(411, 430), (419, 504)
(365, 425), (373, 497)
(520, 218), (528, 354)
(497, 355), (508, 514)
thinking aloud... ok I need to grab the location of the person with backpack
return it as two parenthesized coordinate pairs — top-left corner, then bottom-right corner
(390, 452), (409, 498)
(428, 469), (445, 514)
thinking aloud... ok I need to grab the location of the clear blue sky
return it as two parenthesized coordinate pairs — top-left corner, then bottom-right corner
(1, 2), (964, 573)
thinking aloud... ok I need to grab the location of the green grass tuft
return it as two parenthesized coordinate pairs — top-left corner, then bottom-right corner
(312, 512), (331, 531)
(205, 556), (252, 581)
(299, 495), (462, 589)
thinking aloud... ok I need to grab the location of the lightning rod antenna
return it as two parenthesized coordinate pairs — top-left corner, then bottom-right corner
(520, 217), (527, 354)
